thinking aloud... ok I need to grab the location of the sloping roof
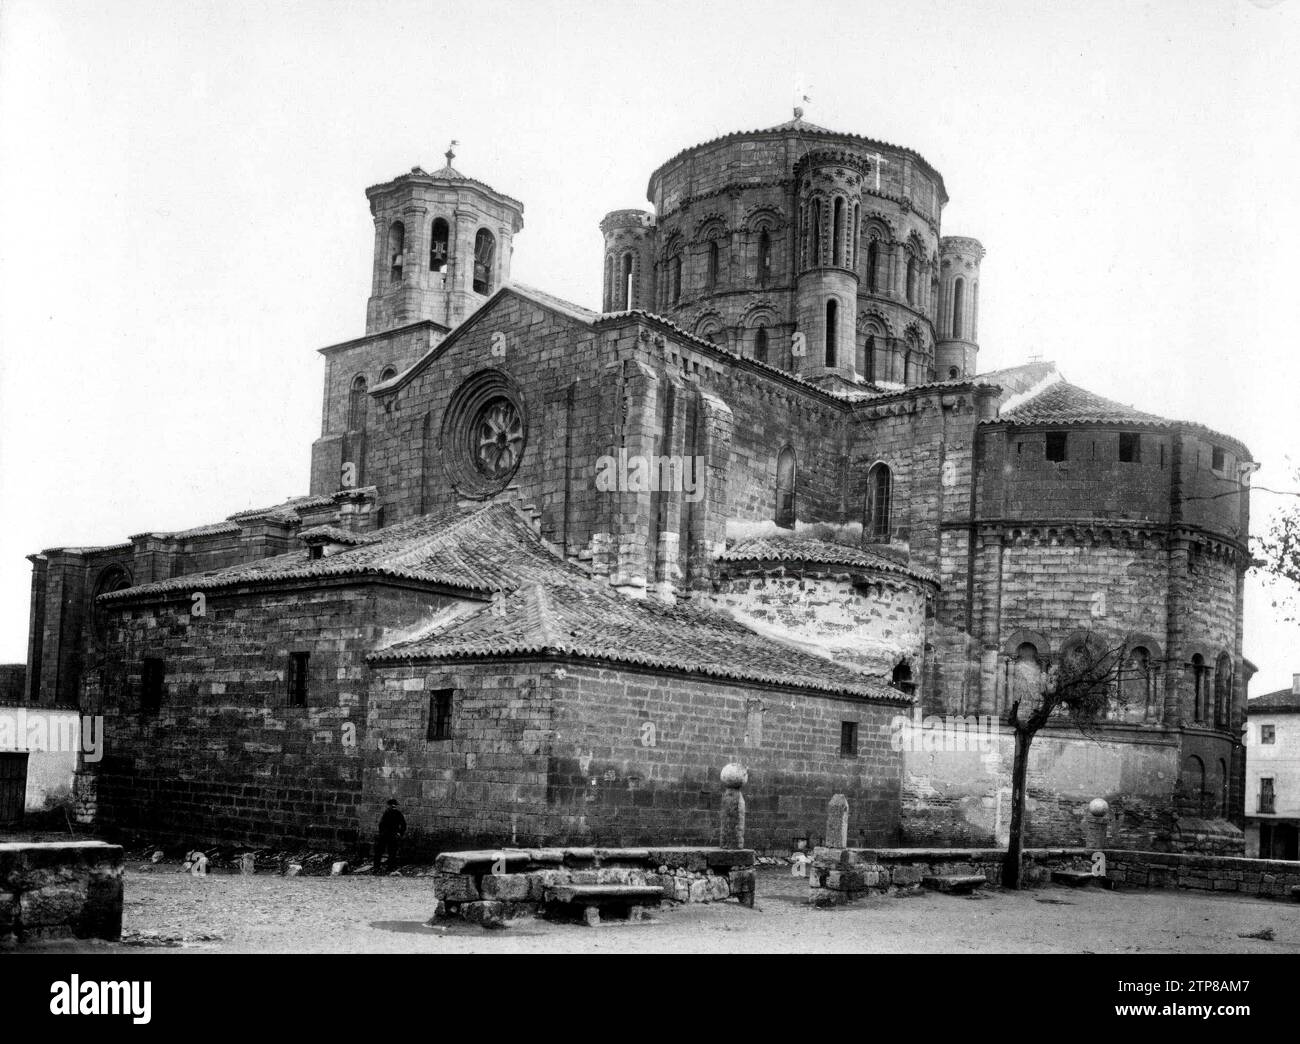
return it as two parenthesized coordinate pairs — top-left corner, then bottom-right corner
(99, 497), (904, 698)
(998, 381), (1167, 426)
(1248, 688), (1300, 714)
(720, 537), (937, 585)
(765, 115), (834, 134)
(646, 116), (948, 202)
(365, 164), (524, 212)
(299, 525), (381, 547)
(100, 505), (518, 602)
(370, 519), (903, 700)
(510, 282), (600, 324)
(991, 378), (1253, 458)
(373, 284), (598, 397)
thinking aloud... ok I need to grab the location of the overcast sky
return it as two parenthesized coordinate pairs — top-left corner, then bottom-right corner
(2, 0), (1298, 691)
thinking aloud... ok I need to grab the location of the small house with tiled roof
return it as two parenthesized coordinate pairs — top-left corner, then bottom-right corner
(1243, 677), (1300, 860)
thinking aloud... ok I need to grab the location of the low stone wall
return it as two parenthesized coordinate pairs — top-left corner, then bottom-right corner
(433, 846), (756, 926)
(1105, 851), (1300, 898)
(0, 841), (124, 944)
(809, 846), (1300, 904)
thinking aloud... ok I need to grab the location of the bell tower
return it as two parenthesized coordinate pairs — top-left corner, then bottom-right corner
(364, 144), (525, 334)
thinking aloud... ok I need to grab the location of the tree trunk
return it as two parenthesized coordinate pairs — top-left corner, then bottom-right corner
(1003, 726), (1031, 889)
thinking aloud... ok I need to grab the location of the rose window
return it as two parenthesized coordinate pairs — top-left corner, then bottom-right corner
(473, 398), (524, 479)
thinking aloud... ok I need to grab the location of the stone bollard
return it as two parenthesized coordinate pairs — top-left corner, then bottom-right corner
(1086, 798), (1110, 850)
(719, 763), (748, 848)
(239, 853), (256, 876)
(826, 794), (849, 849)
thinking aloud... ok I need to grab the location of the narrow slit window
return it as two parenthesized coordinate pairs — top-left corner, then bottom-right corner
(832, 197), (844, 266)
(775, 447), (797, 528)
(287, 652), (309, 707)
(388, 221), (405, 283)
(621, 253), (634, 309)
(427, 688), (454, 741)
(866, 463), (893, 542)
(348, 375), (368, 431)
(840, 720), (859, 757)
(706, 240), (720, 289)
(1211, 445), (1225, 472)
(754, 326), (769, 363)
(952, 277), (964, 338)
(758, 230), (772, 285)
(825, 299), (838, 367)
(141, 657), (165, 713)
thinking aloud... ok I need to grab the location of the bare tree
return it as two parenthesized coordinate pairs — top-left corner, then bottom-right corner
(1255, 462), (1300, 620)
(1003, 633), (1127, 889)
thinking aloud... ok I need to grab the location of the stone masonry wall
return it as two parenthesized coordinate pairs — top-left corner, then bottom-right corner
(543, 663), (903, 851)
(900, 726), (1183, 849)
(365, 659), (905, 854)
(709, 570), (928, 678)
(89, 581), (461, 848)
(0, 842), (124, 945)
(809, 846), (1300, 903)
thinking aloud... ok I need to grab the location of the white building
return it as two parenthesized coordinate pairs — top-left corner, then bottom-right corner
(1244, 674), (1300, 859)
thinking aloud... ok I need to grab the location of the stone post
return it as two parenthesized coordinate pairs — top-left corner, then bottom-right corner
(826, 793), (849, 849)
(1086, 797), (1110, 850)
(719, 763), (747, 848)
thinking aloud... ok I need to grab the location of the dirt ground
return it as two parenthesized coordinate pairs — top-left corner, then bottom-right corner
(32, 865), (1300, 954)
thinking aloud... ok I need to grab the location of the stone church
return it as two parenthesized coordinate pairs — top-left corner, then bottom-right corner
(21, 115), (1254, 855)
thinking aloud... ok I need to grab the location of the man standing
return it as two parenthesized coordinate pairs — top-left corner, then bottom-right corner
(373, 798), (407, 875)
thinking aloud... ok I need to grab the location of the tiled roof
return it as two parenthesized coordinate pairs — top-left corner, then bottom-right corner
(998, 381), (1167, 426)
(226, 494), (336, 521)
(646, 116), (947, 200)
(99, 505), (517, 602)
(100, 498), (903, 699)
(719, 537), (937, 585)
(365, 165), (523, 211)
(992, 379), (1253, 458)
(371, 529), (903, 700)
(147, 521), (241, 541)
(1248, 688), (1300, 714)
(299, 526), (380, 546)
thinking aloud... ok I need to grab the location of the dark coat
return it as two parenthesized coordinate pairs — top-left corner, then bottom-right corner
(378, 808), (406, 838)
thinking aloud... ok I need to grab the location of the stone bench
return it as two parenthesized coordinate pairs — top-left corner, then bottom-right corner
(921, 874), (987, 895)
(544, 884), (664, 926)
(1051, 868), (1113, 889)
